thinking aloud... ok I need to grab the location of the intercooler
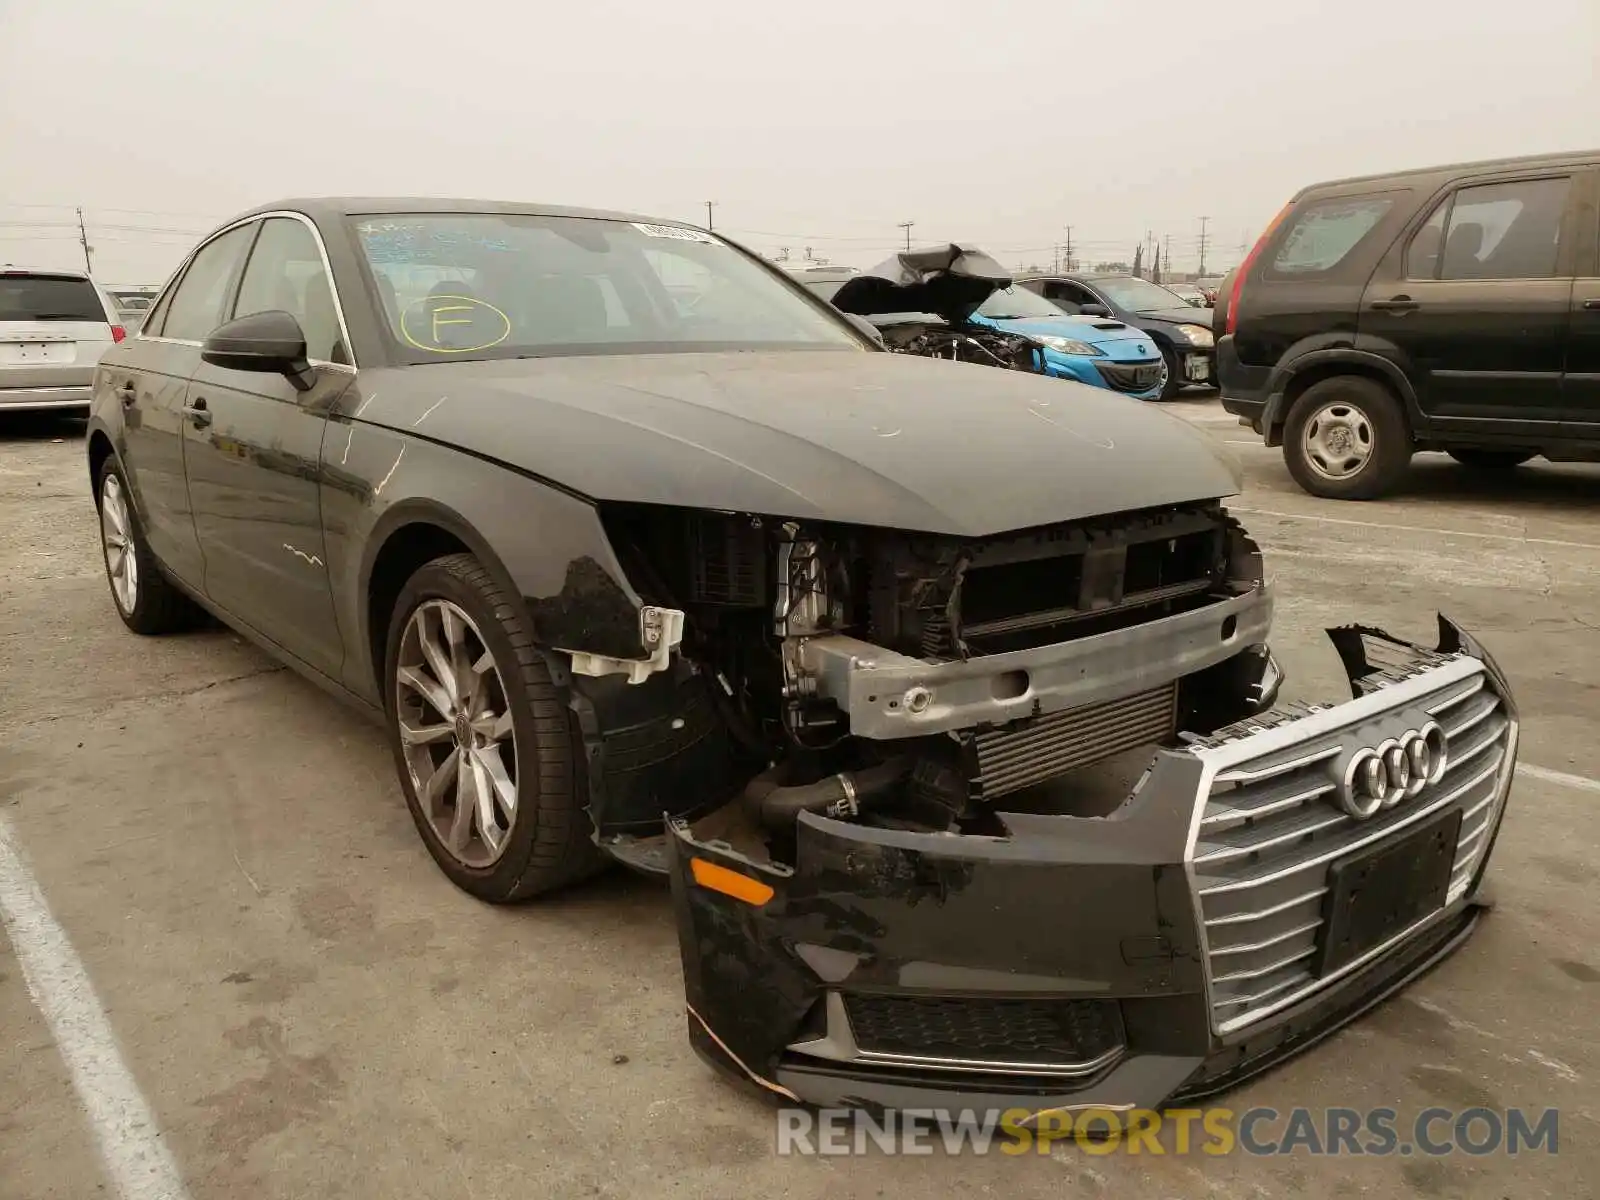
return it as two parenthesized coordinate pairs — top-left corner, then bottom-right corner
(964, 682), (1179, 800)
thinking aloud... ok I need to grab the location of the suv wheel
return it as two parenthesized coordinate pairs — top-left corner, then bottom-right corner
(1282, 377), (1411, 500)
(384, 552), (604, 903)
(1448, 449), (1536, 470)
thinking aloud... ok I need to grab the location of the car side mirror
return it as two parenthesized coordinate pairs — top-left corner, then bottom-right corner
(1079, 304), (1110, 317)
(842, 312), (887, 350)
(201, 309), (316, 392)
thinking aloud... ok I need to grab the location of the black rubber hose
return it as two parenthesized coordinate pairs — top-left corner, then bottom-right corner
(744, 757), (910, 830)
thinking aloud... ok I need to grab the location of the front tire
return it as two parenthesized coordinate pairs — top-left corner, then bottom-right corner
(1156, 345), (1183, 400)
(95, 456), (200, 634)
(1282, 376), (1412, 500)
(384, 552), (603, 903)
(1448, 449), (1536, 470)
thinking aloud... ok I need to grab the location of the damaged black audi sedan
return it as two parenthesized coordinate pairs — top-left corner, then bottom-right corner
(86, 197), (1518, 1119)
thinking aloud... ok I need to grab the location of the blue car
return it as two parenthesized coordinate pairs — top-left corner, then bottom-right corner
(807, 244), (1167, 400)
(968, 284), (1167, 400)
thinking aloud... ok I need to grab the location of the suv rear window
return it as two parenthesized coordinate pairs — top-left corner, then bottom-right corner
(0, 274), (107, 322)
(1269, 196), (1396, 276)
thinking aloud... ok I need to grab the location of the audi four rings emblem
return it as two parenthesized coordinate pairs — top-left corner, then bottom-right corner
(1337, 722), (1449, 819)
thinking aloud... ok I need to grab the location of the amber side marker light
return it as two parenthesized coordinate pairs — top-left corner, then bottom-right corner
(691, 857), (775, 906)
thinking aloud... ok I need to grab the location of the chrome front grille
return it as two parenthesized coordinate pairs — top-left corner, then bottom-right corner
(1188, 655), (1514, 1035)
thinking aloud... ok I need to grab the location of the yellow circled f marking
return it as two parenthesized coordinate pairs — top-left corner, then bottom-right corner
(430, 304), (474, 344)
(398, 294), (511, 354)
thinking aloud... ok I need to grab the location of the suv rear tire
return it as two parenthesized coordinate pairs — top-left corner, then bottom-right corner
(1448, 449), (1536, 470)
(1282, 377), (1411, 500)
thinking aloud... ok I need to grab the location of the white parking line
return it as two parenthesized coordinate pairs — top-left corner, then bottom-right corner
(1518, 763), (1600, 795)
(1229, 505), (1600, 552)
(0, 819), (190, 1200)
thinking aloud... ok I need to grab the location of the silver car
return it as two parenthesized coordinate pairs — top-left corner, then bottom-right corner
(1, 266), (125, 412)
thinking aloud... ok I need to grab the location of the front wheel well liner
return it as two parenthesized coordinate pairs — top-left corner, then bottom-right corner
(366, 522), (472, 696)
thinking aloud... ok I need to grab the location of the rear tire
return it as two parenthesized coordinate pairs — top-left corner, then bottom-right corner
(1282, 376), (1412, 500)
(1448, 449), (1536, 470)
(95, 456), (201, 634)
(384, 552), (604, 903)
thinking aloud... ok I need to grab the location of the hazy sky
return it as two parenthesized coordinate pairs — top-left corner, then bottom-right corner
(3, 0), (1596, 284)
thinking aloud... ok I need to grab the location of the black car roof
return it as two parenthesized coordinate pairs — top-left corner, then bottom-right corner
(224, 196), (693, 229)
(1299, 148), (1600, 195)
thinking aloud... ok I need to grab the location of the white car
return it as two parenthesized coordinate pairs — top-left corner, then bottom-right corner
(1, 266), (126, 413)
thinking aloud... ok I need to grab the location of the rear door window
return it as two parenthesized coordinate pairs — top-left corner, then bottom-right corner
(1434, 177), (1571, 280)
(1269, 196), (1396, 276)
(0, 274), (107, 323)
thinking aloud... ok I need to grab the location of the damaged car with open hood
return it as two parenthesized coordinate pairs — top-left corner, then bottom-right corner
(86, 198), (1520, 1121)
(818, 244), (1168, 399)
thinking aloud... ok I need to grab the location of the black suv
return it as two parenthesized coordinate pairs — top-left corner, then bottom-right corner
(1215, 148), (1600, 499)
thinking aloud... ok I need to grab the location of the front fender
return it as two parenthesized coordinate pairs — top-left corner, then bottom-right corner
(321, 420), (646, 703)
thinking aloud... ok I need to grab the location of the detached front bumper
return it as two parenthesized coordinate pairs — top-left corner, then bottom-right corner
(666, 616), (1517, 1117)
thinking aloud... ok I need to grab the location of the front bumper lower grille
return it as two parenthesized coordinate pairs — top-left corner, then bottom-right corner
(844, 994), (1125, 1071)
(1188, 648), (1514, 1035)
(1094, 360), (1163, 393)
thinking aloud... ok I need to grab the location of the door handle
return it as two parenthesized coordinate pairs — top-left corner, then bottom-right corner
(1370, 297), (1420, 313)
(181, 398), (212, 429)
(1584, 298), (1600, 310)
(115, 382), (137, 406)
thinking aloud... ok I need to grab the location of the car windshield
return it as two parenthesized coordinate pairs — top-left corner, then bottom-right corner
(974, 286), (1069, 320)
(0, 274), (105, 322)
(1092, 277), (1191, 313)
(350, 213), (861, 362)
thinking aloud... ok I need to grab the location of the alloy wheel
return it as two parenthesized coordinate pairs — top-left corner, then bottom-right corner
(394, 599), (519, 867)
(100, 474), (139, 615)
(1301, 401), (1374, 480)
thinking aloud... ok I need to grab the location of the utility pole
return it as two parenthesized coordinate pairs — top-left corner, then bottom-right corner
(704, 200), (716, 231)
(75, 207), (93, 273)
(1163, 233), (1172, 276)
(1064, 225), (1074, 271)
(897, 221), (914, 252)
(1197, 215), (1211, 278)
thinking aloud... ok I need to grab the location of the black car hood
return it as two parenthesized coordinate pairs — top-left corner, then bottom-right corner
(1136, 307), (1212, 327)
(831, 245), (1012, 324)
(359, 351), (1241, 537)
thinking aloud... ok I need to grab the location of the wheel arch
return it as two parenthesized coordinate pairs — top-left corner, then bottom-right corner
(360, 501), (513, 703)
(87, 429), (116, 505)
(1265, 351), (1418, 447)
